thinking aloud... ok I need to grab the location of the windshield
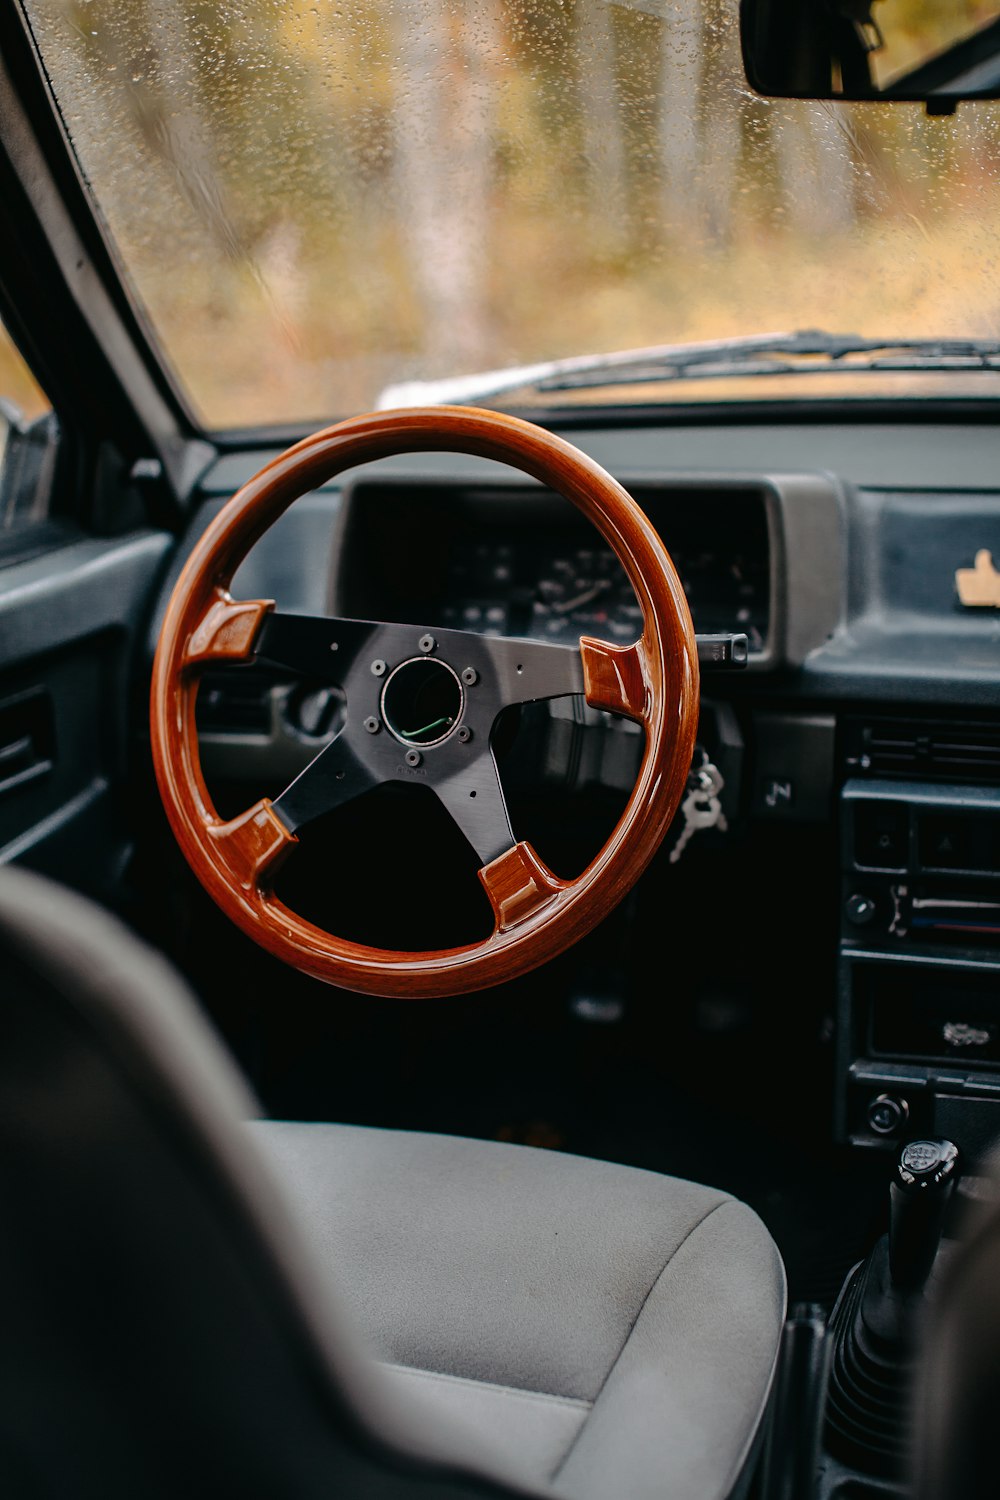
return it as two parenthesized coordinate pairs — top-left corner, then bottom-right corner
(22, 0), (1000, 427)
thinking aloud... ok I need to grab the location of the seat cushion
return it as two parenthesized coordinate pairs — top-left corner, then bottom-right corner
(252, 1122), (786, 1500)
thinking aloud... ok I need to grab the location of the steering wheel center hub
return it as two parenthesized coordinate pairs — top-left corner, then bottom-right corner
(380, 656), (465, 747)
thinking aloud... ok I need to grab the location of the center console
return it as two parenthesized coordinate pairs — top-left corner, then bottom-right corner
(836, 717), (1000, 1159)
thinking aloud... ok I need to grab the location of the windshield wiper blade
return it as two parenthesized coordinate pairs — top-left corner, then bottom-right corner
(533, 330), (1000, 393)
(377, 330), (1000, 408)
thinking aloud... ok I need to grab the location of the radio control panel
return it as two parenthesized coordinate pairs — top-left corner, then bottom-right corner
(837, 778), (1000, 1156)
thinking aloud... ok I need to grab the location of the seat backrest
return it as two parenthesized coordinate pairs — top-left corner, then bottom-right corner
(0, 866), (514, 1500)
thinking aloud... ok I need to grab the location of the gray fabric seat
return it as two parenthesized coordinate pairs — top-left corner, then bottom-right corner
(255, 1123), (786, 1500)
(0, 866), (785, 1500)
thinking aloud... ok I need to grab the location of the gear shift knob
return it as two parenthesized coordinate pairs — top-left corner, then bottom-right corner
(889, 1139), (960, 1293)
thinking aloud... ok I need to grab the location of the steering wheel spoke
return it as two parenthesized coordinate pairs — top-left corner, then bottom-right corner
(271, 731), (378, 834)
(254, 611), (377, 682)
(484, 636), (585, 710)
(433, 752), (517, 867)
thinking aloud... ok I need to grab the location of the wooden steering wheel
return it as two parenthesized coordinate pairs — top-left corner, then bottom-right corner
(150, 407), (699, 998)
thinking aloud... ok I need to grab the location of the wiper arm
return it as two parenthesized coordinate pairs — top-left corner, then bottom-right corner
(377, 330), (1000, 408)
(533, 330), (1000, 394)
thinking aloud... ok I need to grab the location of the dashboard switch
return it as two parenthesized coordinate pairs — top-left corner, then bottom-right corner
(845, 892), (878, 927)
(867, 1093), (909, 1137)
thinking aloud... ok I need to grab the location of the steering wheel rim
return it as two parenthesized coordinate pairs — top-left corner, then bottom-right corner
(150, 406), (699, 998)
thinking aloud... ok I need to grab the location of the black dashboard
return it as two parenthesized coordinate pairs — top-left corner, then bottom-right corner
(158, 416), (1000, 730)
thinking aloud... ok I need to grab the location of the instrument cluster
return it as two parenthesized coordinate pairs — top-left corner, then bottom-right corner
(436, 533), (768, 652)
(338, 483), (771, 656)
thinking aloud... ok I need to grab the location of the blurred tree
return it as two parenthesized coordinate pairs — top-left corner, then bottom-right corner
(657, 0), (703, 230)
(576, 0), (629, 243)
(389, 0), (500, 374)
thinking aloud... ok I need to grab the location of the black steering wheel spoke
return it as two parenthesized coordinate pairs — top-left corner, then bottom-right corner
(254, 612), (377, 683)
(482, 636), (586, 711)
(432, 751), (517, 868)
(271, 731), (377, 835)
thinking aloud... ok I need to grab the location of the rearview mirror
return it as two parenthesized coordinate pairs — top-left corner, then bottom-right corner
(740, 0), (1000, 106)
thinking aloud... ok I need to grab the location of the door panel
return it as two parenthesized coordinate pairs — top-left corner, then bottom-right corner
(0, 530), (172, 893)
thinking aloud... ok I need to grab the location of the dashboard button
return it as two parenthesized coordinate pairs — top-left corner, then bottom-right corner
(918, 813), (994, 872)
(855, 801), (908, 868)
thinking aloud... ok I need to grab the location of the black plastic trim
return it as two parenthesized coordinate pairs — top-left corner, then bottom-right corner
(207, 397), (1000, 452)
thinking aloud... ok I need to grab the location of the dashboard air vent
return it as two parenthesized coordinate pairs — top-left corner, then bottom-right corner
(844, 719), (1000, 785)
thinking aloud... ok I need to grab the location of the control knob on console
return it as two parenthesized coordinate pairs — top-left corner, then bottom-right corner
(845, 892), (877, 926)
(867, 1093), (908, 1137)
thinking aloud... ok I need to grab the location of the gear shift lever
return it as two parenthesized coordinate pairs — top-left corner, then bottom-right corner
(889, 1139), (960, 1293)
(825, 1139), (960, 1477)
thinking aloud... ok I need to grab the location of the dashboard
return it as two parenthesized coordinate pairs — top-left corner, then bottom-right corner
(166, 420), (1000, 787)
(153, 415), (1000, 1166)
